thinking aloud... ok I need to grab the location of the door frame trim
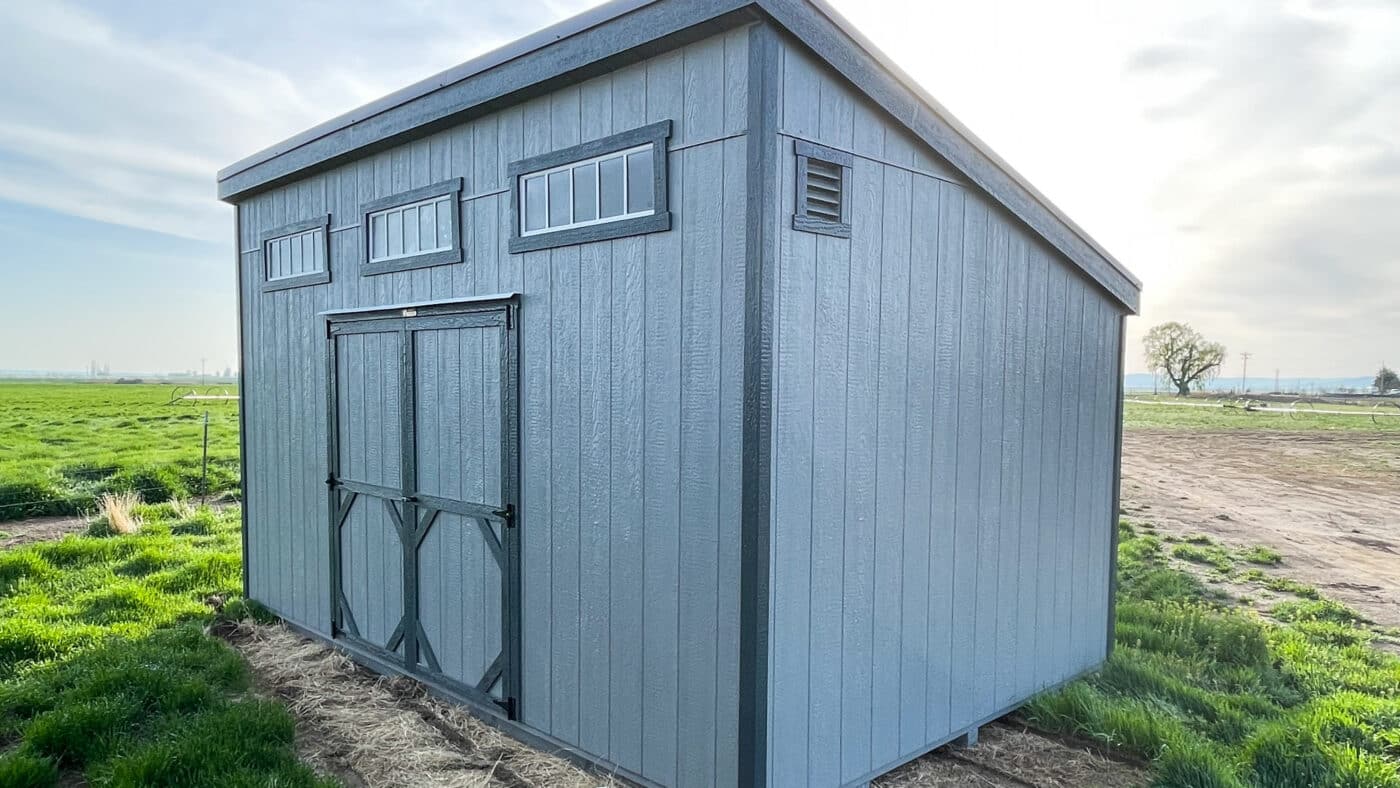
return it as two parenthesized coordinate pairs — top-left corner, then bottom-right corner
(323, 294), (521, 718)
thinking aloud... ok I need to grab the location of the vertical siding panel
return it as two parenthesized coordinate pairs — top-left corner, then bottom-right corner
(448, 126), (473, 297)
(474, 115), (501, 292)
(996, 233), (1028, 709)
(927, 182), (963, 741)
(722, 27), (748, 136)
(641, 49), (683, 786)
(605, 57), (647, 773)
(871, 161), (910, 768)
(578, 239), (611, 755)
(770, 138), (815, 786)
(973, 205), (1006, 720)
(683, 35), (724, 145)
(806, 68), (855, 783)
(550, 242), (582, 743)
(1082, 302), (1108, 667)
(950, 195), (985, 729)
(1036, 262), (1068, 689)
(900, 174), (937, 753)
(576, 74), (613, 759)
(1054, 278), (1085, 680)
(715, 135), (746, 787)
(1017, 249), (1049, 699)
(1072, 286), (1101, 672)
(608, 234), (646, 772)
(677, 144), (723, 788)
(840, 153), (882, 784)
(520, 170), (553, 734)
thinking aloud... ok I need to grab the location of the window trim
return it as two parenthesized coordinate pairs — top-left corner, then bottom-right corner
(507, 120), (671, 253)
(792, 139), (852, 239)
(359, 178), (463, 275)
(260, 215), (331, 292)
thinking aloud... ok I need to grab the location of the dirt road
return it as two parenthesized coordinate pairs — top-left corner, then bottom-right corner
(1120, 429), (1400, 627)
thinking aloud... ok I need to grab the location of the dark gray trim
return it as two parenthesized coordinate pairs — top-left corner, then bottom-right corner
(360, 178), (464, 276)
(791, 139), (851, 239)
(507, 121), (673, 253)
(265, 611), (658, 788)
(324, 314), (340, 635)
(508, 212), (671, 254)
(262, 270), (331, 292)
(507, 120), (672, 177)
(260, 214), (331, 292)
(793, 138), (852, 167)
(1106, 313), (1127, 657)
(758, 0), (1139, 311)
(216, 0), (756, 200)
(739, 22), (779, 788)
(400, 324), (420, 671)
(235, 204), (251, 600)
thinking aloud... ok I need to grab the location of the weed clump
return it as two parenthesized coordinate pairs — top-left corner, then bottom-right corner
(87, 492), (143, 537)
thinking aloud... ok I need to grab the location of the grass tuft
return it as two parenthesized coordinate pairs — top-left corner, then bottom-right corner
(1241, 546), (1283, 566)
(1026, 525), (1400, 786)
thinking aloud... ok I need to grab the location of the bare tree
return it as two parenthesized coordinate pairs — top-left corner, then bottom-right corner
(1143, 322), (1226, 396)
(1376, 366), (1400, 394)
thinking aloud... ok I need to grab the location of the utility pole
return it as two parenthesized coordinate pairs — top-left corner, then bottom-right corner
(1240, 352), (1252, 393)
(1274, 369), (1280, 394)
(201, 357), (207, 386)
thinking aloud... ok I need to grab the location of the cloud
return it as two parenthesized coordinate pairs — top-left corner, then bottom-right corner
(0, 0), (588, 243)
(1124, 0), (1400, 375)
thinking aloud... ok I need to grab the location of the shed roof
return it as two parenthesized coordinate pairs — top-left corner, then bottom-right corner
(217, 0), (1141, 312)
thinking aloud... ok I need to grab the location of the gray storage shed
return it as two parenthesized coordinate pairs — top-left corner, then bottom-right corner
(217, 0), (1141, 786)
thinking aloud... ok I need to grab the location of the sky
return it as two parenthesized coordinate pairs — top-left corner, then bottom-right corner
(0, 0), (1395, 378)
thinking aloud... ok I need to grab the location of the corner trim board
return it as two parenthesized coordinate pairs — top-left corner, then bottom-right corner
(739, 21), (780, 788)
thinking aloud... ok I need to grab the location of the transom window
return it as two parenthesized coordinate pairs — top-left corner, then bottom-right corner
(369, 195), (454, 263)
(358, 178), (463, 275)
(260, 215), (330, 292)
(508, 120), (672, 253)
(267, 227), (325, 280)
(519, 144), (654, 236)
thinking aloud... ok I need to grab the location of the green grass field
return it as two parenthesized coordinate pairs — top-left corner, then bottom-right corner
(0, 383), (240, 521)
(0, 502), (330, 787)
(1024, 520), (1400, 787)
(1124, 395), (1400, 433)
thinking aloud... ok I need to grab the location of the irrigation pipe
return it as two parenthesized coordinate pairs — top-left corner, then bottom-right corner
(1125, 398), (1400, 423)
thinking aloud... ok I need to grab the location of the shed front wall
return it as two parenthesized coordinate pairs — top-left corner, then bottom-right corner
(765, 39), (1123, 786)
(236, 28), (749, 786)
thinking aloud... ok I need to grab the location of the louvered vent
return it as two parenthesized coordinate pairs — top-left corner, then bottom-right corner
(804, 157), (843, 222)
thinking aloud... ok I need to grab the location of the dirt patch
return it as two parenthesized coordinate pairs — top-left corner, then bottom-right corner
(222, 621), (617, 788)
(0, 514), (89, 549)
(1121, 429), (1400, 627)
(878, 723), (1148, 787)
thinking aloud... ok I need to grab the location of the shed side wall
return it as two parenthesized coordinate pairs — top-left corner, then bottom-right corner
(236, 28), (749, 787)
(765, 39), (1123, 787)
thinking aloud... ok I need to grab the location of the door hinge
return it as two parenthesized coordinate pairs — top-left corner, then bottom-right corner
(494, 503), (515, 526)
(504, 305), (513, 331)
(325, 475), (336, 487)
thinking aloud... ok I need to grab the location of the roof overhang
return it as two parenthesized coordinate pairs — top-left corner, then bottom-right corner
(217, 0), (1141, 313)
